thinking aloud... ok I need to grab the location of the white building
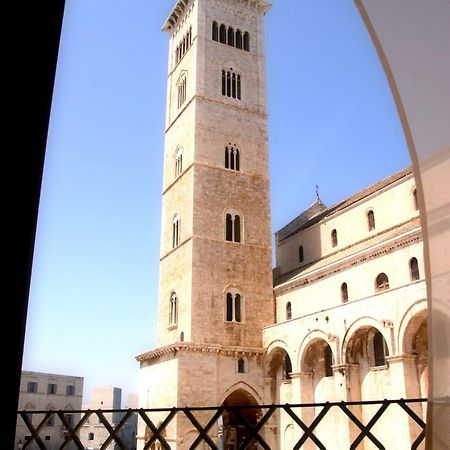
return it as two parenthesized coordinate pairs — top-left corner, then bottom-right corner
(80, 387), (137, 450)
(15, 371), (83, 450)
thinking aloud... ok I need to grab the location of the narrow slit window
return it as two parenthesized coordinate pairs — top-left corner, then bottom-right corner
(299, 245), (304, 263)
(331, 229), (338, 247)
(410, 257), (420, 280)
(212, 22), (218, 41)
(243, 32), (250, 51)
(367, 210), (375, 231)
(286, 302), (292, 320)
(219, 24), (226, 44)
(227, 27), (234, 46)
(341, 282), (348, 302)
(236, 30), (242, 49)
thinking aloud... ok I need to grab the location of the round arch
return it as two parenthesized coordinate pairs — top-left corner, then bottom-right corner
(397, 298), (427, 354)
(297, 329), (335, 370)
(342, 316), (392, 363)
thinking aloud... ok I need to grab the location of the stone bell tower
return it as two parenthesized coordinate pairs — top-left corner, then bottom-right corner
(137, 0), (273, 447)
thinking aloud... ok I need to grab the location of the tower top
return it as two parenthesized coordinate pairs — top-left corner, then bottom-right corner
(162, 0), (272, 32)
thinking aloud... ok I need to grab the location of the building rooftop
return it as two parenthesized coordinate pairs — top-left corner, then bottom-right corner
(276, 166), (413, 242)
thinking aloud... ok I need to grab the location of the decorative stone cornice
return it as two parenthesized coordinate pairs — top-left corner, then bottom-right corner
(136, 343), (266, 362)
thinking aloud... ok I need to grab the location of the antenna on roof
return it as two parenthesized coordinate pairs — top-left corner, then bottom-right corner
(315, 184), (321, 202)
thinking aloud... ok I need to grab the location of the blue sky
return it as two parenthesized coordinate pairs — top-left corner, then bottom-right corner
(23, 0), (410, 405)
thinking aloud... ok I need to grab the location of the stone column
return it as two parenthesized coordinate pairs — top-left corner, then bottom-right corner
(386, 355), (424, 449)
(331, 364), (361, 448)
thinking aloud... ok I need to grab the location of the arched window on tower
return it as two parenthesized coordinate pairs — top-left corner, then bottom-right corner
(331, 229), (338, 247)
(367, 209), (375, 231)
(410, 257), (420, 280)
(225, 289), (242, 323)
(169, 292), (177, 326)
(341, 282), (348, 302)
(224, 145), (240, 171)
(235, 30), (242, 49)
(175, 147), (183, 177)
(219, 24), (226, 44)
(286, 302), (292, 320)
(212, 21), (218, 41)
(221, 69), (241, 100)
(177, 75), (187, 108)
(237, 357), (245, 373)
(243, 31), (250, 51)
(375, 273), (389, 292)
(172, 216), (180, 248)
(227, 27), (234, 46)
(225, 211), (241, 243)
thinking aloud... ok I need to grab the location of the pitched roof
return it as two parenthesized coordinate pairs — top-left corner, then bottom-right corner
(276, 166), (413, 242)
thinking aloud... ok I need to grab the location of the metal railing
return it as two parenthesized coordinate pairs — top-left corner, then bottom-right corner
(16, 398), (427, 449)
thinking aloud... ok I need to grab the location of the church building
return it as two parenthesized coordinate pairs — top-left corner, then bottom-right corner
(136, 1), (427, 449)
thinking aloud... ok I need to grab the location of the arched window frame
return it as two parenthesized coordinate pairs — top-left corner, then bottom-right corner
(221, 69), (241, 100)
(174, 147), (183, 177)
(375, 272), (389, 292)
(331, 229), (338, 247)
(243, 31), (250, 51)
(219, 24), (226, 44)
(286, 302), (292, 320)
(224, 287), (243, 323)
(367, 209), (376, 231)
(172, 215), (180, 248)
(410, 257), (420, 281)
(169, 292), (177, 326)
(225, 209), (242, 243)
(224, 145), (240, 171)
(237, 357), (246, 373)
(212, 21), (218, 41)
(235, 29), (243, 49)
(341, 282), (348, 302)
(227, 27), (234, 46)
(177, 73), (187, 109)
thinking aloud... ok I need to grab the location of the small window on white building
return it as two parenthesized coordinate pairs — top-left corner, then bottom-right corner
(410, 257), (420, 281)
(367, 210), (376, 231)
(286, 302), (292, 320)
(375, 273), (389, 292)
(331, 229), (338, 247)
(341, 282), (348, 302)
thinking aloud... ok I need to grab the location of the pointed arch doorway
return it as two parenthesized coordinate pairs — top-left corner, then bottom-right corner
(221, 389), (262, 450)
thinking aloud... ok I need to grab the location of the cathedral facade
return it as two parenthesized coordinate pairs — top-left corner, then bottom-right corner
(136, 1), (427, 449)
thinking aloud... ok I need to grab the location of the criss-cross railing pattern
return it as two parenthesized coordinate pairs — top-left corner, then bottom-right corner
(16, 398), (427, 449)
